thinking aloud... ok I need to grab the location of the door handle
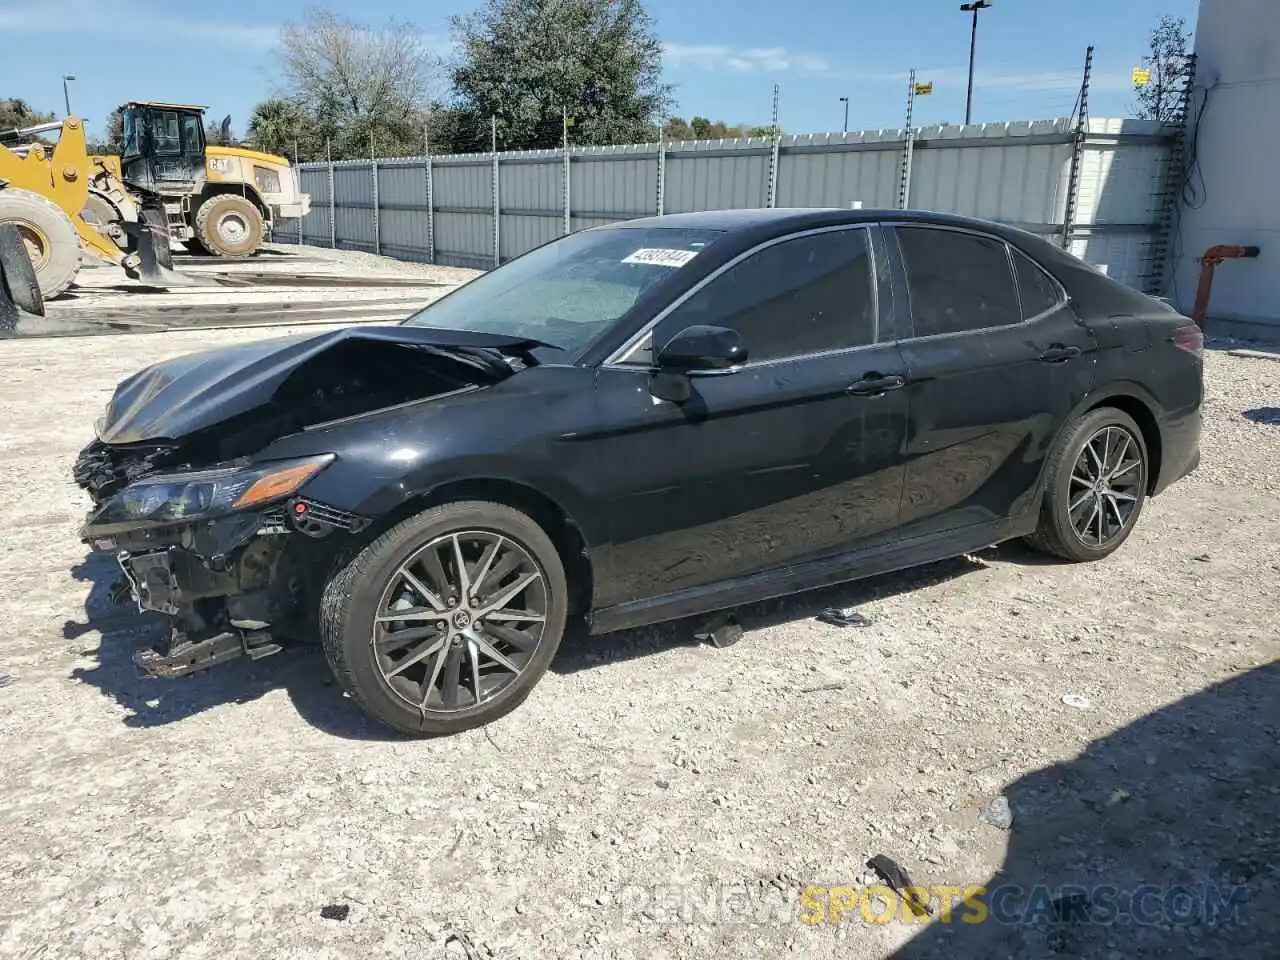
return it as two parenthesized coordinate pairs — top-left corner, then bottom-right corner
(1039, 344), (1082, 363)
(848, 374), (906, 397)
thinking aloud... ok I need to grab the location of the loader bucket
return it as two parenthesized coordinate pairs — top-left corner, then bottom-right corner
(123, 210), (200, 288)
(0, 222), (44, 331)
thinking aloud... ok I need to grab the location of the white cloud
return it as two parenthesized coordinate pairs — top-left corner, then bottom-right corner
(663, 42), (831, 75)
(0, 0), (279, 48)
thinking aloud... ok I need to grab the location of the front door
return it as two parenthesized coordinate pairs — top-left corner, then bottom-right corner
(888, 224), (1097, 536)
(582, 225), (911, 608)
(122, 107), (205, 194)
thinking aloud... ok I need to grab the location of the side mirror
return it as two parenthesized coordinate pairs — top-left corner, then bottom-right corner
(655, 324), (748, 372)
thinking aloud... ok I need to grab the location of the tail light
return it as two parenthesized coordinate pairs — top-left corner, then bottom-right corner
(1173, 323), (1204, 358)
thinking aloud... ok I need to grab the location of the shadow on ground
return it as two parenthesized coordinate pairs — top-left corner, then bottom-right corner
(891, 659), (1280, 959)
(64, 551), (403, 742)
(551, 551), (993, 676)
(1243, 407), (1280, 426)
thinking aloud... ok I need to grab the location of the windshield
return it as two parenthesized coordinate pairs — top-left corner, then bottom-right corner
(402, 226), (724, 356)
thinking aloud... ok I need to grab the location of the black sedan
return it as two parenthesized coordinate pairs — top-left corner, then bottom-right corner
(72, 208), (1203, 736)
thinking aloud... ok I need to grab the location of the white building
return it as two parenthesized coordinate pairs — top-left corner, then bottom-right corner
(1173, 0), (1280, 339)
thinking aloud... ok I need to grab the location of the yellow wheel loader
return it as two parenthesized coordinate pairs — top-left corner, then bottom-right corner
(92, 102), (310, 259)
(0, 102), (310, 298)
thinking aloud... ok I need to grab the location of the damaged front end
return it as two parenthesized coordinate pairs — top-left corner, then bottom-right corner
(74, 324), (545, 679)
(77, 450), (368, 676)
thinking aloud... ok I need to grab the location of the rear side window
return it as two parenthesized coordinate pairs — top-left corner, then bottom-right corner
(654, 227), (876, 364)
(1011, 248), (1064, 319)
(896, 227), (1021, 337)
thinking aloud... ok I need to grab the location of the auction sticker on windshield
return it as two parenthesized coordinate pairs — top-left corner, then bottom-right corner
(621, 248), (700, 267)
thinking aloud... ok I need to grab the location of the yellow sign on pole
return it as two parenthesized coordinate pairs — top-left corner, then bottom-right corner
(1132, 67), (1151, 85)
(914, 82), (934, 96)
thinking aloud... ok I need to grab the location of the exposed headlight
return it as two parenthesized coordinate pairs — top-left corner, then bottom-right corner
(91, 454), (334, 528)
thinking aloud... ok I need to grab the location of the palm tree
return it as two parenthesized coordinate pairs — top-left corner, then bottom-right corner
(247, 98), (306, 157)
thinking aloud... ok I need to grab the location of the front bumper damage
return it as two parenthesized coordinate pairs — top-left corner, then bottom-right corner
(77, 443), (369, 678)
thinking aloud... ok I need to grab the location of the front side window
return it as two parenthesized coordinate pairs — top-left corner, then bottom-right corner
(896, 227), (1021, 337)
(121, 108), (139, 159)
(180, 113), (204, 157)
(641, 228), (876, 365)
(151, 111), (182, 155)
(402, 226), (724, 359)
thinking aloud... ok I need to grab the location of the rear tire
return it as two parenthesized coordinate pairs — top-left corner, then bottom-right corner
(0, 187), (82, 298)
(1024, 407), (1149, 562)
(320, 501), (568, 737)
(192, 193), (264, 257)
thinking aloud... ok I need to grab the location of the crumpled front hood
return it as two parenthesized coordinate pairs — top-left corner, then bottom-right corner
(98, 325), (546, 445)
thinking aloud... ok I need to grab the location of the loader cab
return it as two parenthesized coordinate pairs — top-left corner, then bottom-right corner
(120, 101), (207, 196)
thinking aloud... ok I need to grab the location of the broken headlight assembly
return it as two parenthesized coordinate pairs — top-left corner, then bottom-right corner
(88, 454), (335, 530)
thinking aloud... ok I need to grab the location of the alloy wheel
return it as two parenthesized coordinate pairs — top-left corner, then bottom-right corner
(1067, 425), (1144, 547)
(372, 530), (549, 712)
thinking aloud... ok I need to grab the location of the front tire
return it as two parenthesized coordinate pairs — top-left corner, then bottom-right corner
(0, 187), (83, 298)
(1024, 407), (1149, 562)
(192, 194), (264, 257)
(320, 501), (568, 737)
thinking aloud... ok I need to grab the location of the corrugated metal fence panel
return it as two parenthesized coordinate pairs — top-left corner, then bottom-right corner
(1074, 119), (1169, 226)
(666, 139), (770, 212)
(777, 131), (903, 208)
(572, 145), (659, 218)
(499, 158), (562, 260)
(377, 161), (430, 259)
(295, 118), (1172, 284)
(331, 164), (375, 251)
(907, 120), (1072, 224)
(433, 159), (494, 268)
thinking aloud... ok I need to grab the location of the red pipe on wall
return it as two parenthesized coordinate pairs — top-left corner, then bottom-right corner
(1191, 244), (1261, 330)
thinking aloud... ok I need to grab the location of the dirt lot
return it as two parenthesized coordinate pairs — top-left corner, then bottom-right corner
(0, 248), (1277, 959)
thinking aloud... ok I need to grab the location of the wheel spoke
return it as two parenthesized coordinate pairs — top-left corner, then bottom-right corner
(420, 545), (454, 605)
(470, 537), (503, 601)
(482, 621), (540, 653)
(420, 642), (451, 708)
(466, 628), (522, 674)
(483, 608), (545, 623)
(385, 636), (447, 678)
(375, 625), (441, 651)
(452, 534), (472, 599)
(1086, 439), (1104, 477)
(467, 638), (484, 705)
(376, 606), (441, 623)
(475, 552), (523, 604)
(1104, 494), (1126, 528)
(440, 646), (465, 709)
(476, 572), (540, 619)
(1108, 433), (1131, 475)
(1101, 429), (1112, 476)
(1110, 459), (1141, 482)
(1069, 489), (1094, 513)
(401, 568), (446, 612)
(1108, 489), (1138, 503)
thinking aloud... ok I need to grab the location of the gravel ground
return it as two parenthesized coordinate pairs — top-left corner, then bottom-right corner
(0, 258), (1277, 959)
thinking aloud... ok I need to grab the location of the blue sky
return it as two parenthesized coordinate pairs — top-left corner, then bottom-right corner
(1, 0), (1199, 142)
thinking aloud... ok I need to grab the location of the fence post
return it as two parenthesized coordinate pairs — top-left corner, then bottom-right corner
(491, 116), (500, 267)
(1061, 45), (1094, 251)
(326, 139), (335, 249)
(562, 108), (572, 235)
(765, 83), (781, 208)
(898, 69), (918, 210)
(371, 159), (381, 256)
(424, 128), (435, 264)
(656, 140), (666, 216)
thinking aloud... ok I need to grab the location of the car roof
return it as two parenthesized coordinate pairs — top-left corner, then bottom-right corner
(608, 207), (1035, 239)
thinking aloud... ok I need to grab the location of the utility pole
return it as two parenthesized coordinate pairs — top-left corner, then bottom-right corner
(839, 96), (849, 134)
(960, 0), (992, 125)
(62, 75), (75, 116)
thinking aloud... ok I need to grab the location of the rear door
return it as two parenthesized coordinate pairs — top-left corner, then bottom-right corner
(888, 224), (1096, 536)
(581, 224), (910, 608)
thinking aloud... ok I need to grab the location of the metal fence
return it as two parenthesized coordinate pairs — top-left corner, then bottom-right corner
(285, 117), (1175, 290)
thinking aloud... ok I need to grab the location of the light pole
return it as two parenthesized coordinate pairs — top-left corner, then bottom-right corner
(959, 0), (991, 125)
(839, 96), (849, 133)
(62, 74), (76, 117)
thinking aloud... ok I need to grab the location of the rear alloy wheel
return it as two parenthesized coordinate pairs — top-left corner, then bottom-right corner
(1025, 407), (1149, 562)
(320, 502), (568, 736)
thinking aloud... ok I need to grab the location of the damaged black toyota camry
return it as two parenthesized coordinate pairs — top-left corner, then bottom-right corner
(74, 209), (1203, 736)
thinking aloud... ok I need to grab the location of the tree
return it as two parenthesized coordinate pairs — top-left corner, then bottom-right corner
(0, 98), (55, 131)
(451, 0), (672, 151)
(661, 116), (772, 141)
(1134, 14), (1192, 122)
(275, 7), (442, 158)
(248, 98), (310, 156)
